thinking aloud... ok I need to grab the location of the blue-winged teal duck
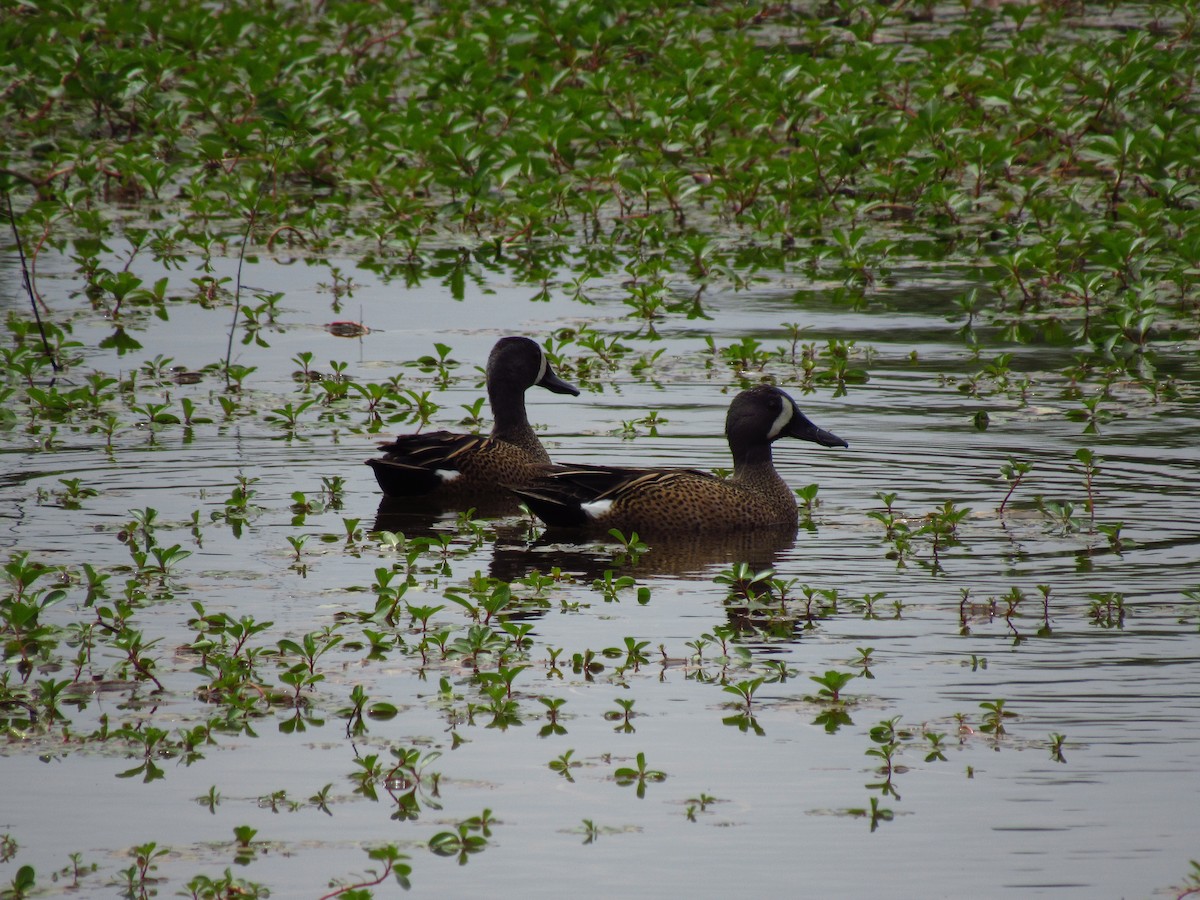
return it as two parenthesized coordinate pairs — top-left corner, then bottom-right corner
(509, 385), (846, 533)
(367, 336), (579, 499)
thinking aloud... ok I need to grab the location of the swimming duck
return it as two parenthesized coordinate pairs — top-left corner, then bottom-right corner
(366, 336), (579, 499)
(508, 384), (846, 533)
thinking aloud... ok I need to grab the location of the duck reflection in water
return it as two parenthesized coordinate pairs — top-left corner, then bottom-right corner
(488, 523), (798, 581)
(373, 497), (797, 580)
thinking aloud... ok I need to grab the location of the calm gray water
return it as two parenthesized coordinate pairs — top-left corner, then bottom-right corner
(2, 247), (1199, 898)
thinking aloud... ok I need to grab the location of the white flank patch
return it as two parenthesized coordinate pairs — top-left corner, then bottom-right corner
(436, 469), (461, 483)
(535, 347), (548, 385)
(581, 499), (613, 520)
(766, 401), (794, 439)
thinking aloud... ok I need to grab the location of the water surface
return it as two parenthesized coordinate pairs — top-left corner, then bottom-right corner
(2, 248), (1199, 898)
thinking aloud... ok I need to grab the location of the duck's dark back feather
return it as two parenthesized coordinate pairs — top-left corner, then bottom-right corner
(367, 431), (479, 496)
(369, 431), (558, 498)
(365, 336), (578, 500)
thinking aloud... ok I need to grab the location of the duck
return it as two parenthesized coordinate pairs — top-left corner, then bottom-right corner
(366, 336), (579, 499)
(508, 384), (846, 534)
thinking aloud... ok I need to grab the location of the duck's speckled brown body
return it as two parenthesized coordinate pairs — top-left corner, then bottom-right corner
(510, 385), (847, 534)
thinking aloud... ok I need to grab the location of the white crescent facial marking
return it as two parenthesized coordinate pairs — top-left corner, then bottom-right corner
(536, 347), (548, 385)
(581, 499), (613, 520)
(766, 400), (793, 439)
(435, 469), (461, 483)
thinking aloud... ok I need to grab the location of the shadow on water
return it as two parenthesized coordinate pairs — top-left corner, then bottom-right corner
(374, 496), (796, 580)
(491, 523), (796, 581)
(372, 493), (527, 533)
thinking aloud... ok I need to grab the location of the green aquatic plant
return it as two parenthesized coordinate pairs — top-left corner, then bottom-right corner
(998, 586), (1026, 639)
(319, 849), (412, 897)
(277, 629), (343, 706)
(1, 554), (68, 673)
(1036, 497), (1084, 536)
(684, 792), (719, 822)
(613, 752), (666, 799)
(605, 529), (649, 565)
(265, 398), (317, 435)
(865, 717), (909, 799)
(1070, 448), (1101, 524)
(716, 335), (772, 372)
(1049, 733), (1068, 764)
(979, 699), (1016, 737)
(210, 474), (261, 533)
(222, 364), (257, 394)
(231, 826), (260, 866)
(415, 342), (459, 384)
(47, 853), (97, 892)
(715, 563), (776, 602)
(291, 351), (317, 382)
(815, 338), (870, 389)
(51, 477), (98, 509)
(852, 647), (875, 678)
(608, 637), (651, 671)
(846, 796), (893, 833)
(429, 814), (490, 863)
(289, 489), (323, 519)
(998, 458), (1032, 515)
(591, 571), (639, 605)
(809, 669), (855, 704)
(1096, 522), (1125, 553)
(396, 600), (440, 635)
(1088, 591), (1126, 629)
(1065, 392), (1114, 434)
(2, 863), (36, 899)
(146, 543), (191, 578)
(359, 745), (443, 817)
(537, 697), (568, 738)
(605, 697), (638, 734)
(912, 500), (969, 570)
(722, 676), (765, 714)
(619, 410), (669, 438)
(185, 869), (270, 900)
(548, 748), (580, 781)
(475, 664), (527, 701)
(867, 501), (901, 539)
(1036, 584), (1054, 636)
(760, 658), (798, 683)
(923, 731), (948, 763)
(853, 592), (886, 620)
(478, 683), (522, 730)
(447, 580), (514, 624)
(794, 483), (821, 515)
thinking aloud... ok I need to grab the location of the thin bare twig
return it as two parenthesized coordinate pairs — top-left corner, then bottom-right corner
(3, 190), (60, 373)
(223, 195), (261, 390)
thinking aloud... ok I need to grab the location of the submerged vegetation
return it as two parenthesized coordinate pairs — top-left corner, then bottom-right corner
(2, 0), (1200, 896)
